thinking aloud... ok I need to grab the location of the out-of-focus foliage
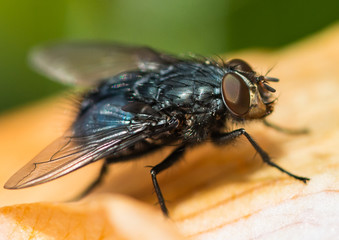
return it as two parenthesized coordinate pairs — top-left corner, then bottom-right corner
(0, 0), (338, 112)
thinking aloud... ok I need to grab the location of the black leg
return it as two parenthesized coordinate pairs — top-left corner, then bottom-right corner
(212, 128), (310, 183)
(263, 119), (309, 135)
(150, 145), (186, 216)
(73, 162), (108, 200)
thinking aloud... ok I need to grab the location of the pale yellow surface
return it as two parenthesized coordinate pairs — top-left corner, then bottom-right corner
(0, 24), (339, 239)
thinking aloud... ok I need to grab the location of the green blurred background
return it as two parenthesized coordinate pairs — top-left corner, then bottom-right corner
(1, 0), (338, 113)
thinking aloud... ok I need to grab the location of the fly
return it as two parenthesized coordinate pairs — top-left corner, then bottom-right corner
(4, 43), (310, 216)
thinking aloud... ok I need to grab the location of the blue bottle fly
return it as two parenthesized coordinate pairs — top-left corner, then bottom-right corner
(4, 43), (309, 216)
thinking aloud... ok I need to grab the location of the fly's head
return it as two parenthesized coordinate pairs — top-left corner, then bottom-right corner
(221, 59), (278, 120)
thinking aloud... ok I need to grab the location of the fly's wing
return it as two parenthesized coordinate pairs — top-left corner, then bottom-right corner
(4, 120), (174, 189)
(29, 42), (179, 86)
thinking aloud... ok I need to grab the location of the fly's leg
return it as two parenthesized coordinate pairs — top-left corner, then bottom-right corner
(150, 145), (186, 216)
(263, 119), (309, 135)
(212, 128), (310, 183)
(72, 162), (108, 200)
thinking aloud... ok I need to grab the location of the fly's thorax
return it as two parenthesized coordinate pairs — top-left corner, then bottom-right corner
(173, 112), (219, 142)
(132, 60), (224, 109)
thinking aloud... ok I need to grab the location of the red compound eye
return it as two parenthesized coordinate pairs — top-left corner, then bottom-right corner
(222, 72), (250, 116)
(228, 59), (253, 72)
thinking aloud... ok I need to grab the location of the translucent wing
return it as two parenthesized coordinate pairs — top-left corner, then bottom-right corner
(29, 42), (179, 86)
(4, 124), (151, 189)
